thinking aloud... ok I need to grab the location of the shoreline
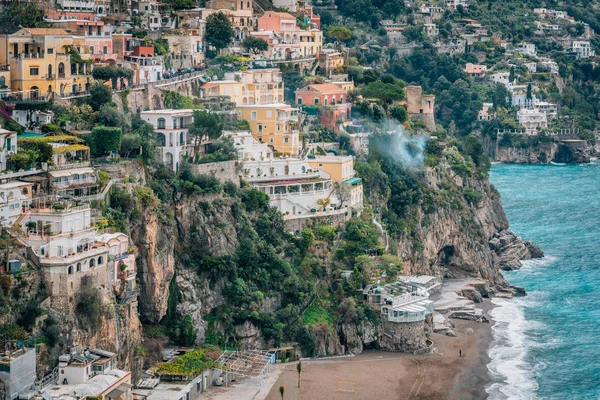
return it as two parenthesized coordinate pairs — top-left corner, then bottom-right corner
(261, 299), (497, 400)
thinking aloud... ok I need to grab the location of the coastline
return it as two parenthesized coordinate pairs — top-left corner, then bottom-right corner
(261, 300), (496, 400)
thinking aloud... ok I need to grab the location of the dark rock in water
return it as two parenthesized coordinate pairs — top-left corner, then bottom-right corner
(513, 286), (527, 297)
(490, 230), (543, 270)
(552, 140), (591, 164)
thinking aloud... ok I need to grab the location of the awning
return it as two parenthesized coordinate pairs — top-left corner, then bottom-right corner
(106, 383), (133, 399)
(343, 177), (362, 185)
(49, 167), (95, 178)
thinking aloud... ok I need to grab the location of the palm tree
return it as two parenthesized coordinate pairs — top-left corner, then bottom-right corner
(279, 385), (285, 399)
(297, 360), (302, 388)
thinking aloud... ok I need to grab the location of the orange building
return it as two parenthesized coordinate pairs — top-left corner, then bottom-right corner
(295, 83), (352, 132)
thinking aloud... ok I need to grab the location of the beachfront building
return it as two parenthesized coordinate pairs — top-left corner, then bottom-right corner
(199, 69), (284, 106)
(0, 28), (94, 97)
(141, 109), (194, 171)
(237, 104), (300, 155)
(42, 348), (133, 400)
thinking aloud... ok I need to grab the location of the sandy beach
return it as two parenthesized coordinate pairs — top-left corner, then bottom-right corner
(264, 301), (494, 400)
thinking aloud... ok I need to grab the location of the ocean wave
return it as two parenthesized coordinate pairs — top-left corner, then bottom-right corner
(486, 298), (539, 400)
(520, 255), (558, 270)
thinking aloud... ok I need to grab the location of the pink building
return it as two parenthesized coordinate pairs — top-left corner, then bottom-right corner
(258, 11), (297, 32)
(465, 63), (487, 77)
(296, 83), (352, 132)
(132, 45), (155, 57)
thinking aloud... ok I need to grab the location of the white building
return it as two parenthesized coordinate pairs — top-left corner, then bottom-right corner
(141, 109), (195, 171)
(488, 71), (511, 87)
(517, 108), (548, 133)
(227, 131), (362, 220)
(537, 101), (558, 117)
(569, 41), (595, 59)
(44, 349), (132, 400)
(11, 110), (53, 133)
(49, 167), (97, 198)
(516, 42), (537, 56)
(478, 102), (495, 121)
(424, 24), (439, 37)
(0, 181), (32, 226)
(0, 347), (37, 400)
(446, 0), (468, 10)
(539, 60), (559, 74)
(0, 129), (17, 172)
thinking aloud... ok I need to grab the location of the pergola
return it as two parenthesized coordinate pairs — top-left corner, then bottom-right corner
(214, 350), (275, 383)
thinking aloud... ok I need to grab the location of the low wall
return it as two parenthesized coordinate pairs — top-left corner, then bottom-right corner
(283, 210), (348, 232)
(189, 161), (240, 187)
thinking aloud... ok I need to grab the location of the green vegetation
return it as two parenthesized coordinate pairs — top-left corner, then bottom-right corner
(155, 348), (219, 377)
(205, 12), (235, 54)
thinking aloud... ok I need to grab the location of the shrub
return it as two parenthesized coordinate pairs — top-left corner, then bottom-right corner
(76, 283), (103, 331)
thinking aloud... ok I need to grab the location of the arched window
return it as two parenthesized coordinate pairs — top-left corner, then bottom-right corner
(90, 258), (95, 268)
(157, 118), (166, 129)
(179, 132), (184, 145)
(0, 76), (5, 87)
(68, 266), (73, 275)
(97, 256), (103, 265)
(47, 64), (52, 78)
(58, 63), (65, 77)
(76, 263), (81, 272)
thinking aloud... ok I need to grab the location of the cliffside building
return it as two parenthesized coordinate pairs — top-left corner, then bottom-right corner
(404, 86), (436, 131)
(237, 103), (300, 155)
(199, 69), (284, 106)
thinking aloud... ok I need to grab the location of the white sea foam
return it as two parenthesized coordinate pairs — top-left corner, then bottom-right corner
(486, 297), (539, 400)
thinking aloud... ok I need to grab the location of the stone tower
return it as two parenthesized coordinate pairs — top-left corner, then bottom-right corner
(405, 86), (436, 132)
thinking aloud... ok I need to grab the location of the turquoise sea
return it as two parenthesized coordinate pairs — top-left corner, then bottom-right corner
(487, 160), (600, 400)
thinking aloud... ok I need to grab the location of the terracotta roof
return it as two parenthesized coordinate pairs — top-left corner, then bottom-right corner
(300, 84), (347, 93)
(22, 28), (70, 35)
(262, 11), (296, 20)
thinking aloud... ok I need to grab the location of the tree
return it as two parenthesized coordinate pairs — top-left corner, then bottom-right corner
(279, 386), (285, 400)
(297, 360), (302, 388)
(188, 110), (224, 157)
(163, 91), (195, 109)
(493, 83), (508, 109)
(206, 12), (235, 54)
(92, 126), (122, 155)
(119, 133), (142, 157)
(327, 26), (352, 49)
(403, 25), (425, 43)
(88, 83), (113, 111)
(509, 66), (516, 83)
(390, 105), (408, 123)
(526, 83), (533, 102)
(362, 81), (405, 121)
(0, 3), (47, 34)
(242, 36), (269, 55)
(92, 66), (116, 82)
(98, 104), (130, 131)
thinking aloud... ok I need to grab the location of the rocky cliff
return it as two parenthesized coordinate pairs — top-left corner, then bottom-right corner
(483, 133), (591, 164)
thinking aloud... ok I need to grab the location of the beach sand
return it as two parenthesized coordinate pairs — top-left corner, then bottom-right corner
(264, 301), (494, 400)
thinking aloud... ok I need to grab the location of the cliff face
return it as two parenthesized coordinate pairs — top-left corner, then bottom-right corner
(483, 134), (591, 164)
(132, 211), (176, 323)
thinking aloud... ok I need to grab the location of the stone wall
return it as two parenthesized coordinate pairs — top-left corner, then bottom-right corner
(379, 319), (429, 352)
(283, 211), (349, 232)
(189, 161), (240, 187)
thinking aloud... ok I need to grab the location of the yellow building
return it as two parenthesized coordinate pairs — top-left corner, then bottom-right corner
(200, 68), (284, 106)
(238, 103), (300, 155)
(0, 28), (93, 98)
(308, 155), (363, 210)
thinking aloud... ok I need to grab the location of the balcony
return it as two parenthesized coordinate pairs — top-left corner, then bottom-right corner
(53, 177), (96, 188)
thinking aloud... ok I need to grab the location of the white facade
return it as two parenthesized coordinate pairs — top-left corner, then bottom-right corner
(488, 71), (511, 87)
(446, 0), (468, 10)
(539, 60), (559, 74)
(0, 181), (31, 226)
(11, 110), (53, 132)
(570, 41), (595, 59)
(537, 101), (558, 117)
(24, 205), (92, 235)
(0, 129), (17, 172)
(517, 108), (548, 133)
(228, 131), (357, 219)
(141, 109), (194, 171)
(516, 42), (537, 56)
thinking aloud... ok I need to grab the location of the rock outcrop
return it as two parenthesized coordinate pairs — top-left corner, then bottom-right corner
(489, 230), (543, 270)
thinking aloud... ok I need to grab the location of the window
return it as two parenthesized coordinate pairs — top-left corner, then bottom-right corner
(314, 99), (319, 105)
(258, 124), (263, 133)
(57, 246), (64, 257)
(103, 46), (108, 54)
(157, 118), (166, 129)
(251, 111), (257, 120)
(47, 48), (53, 54)
(276, 125), (280, 131)
(298, 98), (302, 105)
(266, 110), (272, 118)
(98, 256), (104, 265)
(30, 68), (39, 76)
(269, 137), (274, 143)
(284, 137), (289, 143)
(89, 46), (95, 54)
